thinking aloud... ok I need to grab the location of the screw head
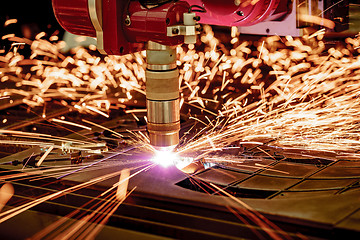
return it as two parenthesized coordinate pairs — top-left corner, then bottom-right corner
(172, 28), (179, 34)
(124, 16), (131, 26)
(193, 16), (200, 21)
(236, 11), (244, 16)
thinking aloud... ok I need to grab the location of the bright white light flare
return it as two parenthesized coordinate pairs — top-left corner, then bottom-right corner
(151, 150), (180, 167)
(151, 148), (194, 169)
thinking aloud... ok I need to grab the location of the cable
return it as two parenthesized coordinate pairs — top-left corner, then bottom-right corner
(139, 0), (175, 9)
(189, 4), (207, 13)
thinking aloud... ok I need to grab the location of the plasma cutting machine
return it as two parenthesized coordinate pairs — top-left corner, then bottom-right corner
(51, 0), (349, 150)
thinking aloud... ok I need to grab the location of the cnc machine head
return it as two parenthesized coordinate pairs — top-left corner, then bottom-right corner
(52, 0), (348, 149)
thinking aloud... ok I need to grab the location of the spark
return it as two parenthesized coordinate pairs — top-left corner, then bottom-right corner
(175, 27), (360, 158)
(51, 118), (92, 131)
(82, 119), (123, 138)
(56, 147), (136, 179)
(0, 129), (91, 145)
(116, 168), (130, 201)
(125, 109), (147, 113)
(0, 140), (94, 152)
(22, 152), (35, 170)
(4, 19), (17, 27)
(85, 105), (109, 118)
(0, 183), (14, 212)
(319, 0), (346, 16)
(0, 169), (129, 224)
(300, 15), (335, 29)
(101, 163), (154, 196)
(258, 40), (265, 59)
(81, 187), (137, 240)
(36, 145), (54, 167)
(130, 112), (139, 121)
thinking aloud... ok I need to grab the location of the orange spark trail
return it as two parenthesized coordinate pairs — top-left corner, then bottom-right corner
(0, 183), (14, 212)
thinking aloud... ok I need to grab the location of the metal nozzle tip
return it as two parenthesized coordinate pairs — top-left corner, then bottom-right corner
(148, 122), (180, 149)
(149, 132), (179, 149)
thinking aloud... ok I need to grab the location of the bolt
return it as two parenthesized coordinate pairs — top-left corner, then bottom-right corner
(125, 16), (131, 26)
(193, 16), (200, 21)
(236, 11), (244, 16)
(172, 28), (179, 35)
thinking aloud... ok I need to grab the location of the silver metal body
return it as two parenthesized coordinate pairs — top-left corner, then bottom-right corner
(146, 41), (180, 149)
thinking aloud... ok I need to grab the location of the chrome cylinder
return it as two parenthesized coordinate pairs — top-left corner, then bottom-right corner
(147, 99), (180, 123)
(146, 41), (180, 148)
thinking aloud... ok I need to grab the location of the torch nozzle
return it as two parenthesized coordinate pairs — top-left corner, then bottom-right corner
(147, 99), (180, 148)
(146, 41), (180, 149)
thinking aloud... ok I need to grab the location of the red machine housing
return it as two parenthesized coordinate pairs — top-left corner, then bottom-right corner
(53, 0), (191, 55)
(52, 0), (96, 37)
(124, 1), (188, 46)
(52, 0), (289, 55)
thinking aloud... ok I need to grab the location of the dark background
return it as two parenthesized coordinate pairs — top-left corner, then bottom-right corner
(0, 1), (63, 39)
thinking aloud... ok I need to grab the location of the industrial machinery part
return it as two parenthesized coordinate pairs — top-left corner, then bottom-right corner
(146, 41), (180, 148)
(52, 0), (198, 149)
(237, 0), (349, 36)
(188, 0), (349, 33)
(52, 0), (349, 149)
(186, 0), (349, 36)
(187, 0), (289, 26)
(52, 0), (195, 55)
